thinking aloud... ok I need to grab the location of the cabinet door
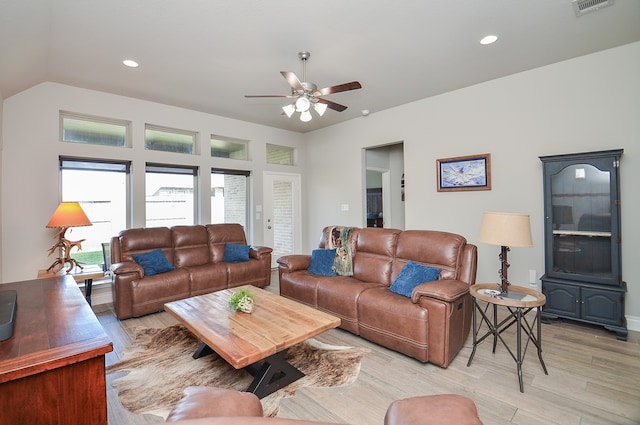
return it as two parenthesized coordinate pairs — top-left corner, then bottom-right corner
(582, 287), (625, 326)
(543, 282), (580, 318)
(542, 153), (621, 286)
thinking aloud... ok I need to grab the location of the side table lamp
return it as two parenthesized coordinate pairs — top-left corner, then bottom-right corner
(46, 201), (92, 273)
(478, 211), (533, 294)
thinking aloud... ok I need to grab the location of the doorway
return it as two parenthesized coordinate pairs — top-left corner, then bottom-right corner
(364, 143), (405, 230)
(263, 172), (302, 268)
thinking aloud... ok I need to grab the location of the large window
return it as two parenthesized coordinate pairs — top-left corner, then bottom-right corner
(211, 169), (249, 228)
(146, 164), (198, 227)
(211, 134), (249, 160)
(145, 124), (196, 154)
(60, 112), (129, 147)
(60, 158), (130, 268)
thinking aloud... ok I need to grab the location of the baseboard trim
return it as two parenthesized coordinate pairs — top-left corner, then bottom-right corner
(626, 315), (640, 332)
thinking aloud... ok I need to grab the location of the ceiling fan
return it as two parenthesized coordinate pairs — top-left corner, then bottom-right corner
(245, 51), (362, 122)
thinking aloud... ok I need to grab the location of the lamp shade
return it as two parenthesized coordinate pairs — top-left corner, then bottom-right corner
(46, 202), (92, 228)
(478, 211), (533, 247)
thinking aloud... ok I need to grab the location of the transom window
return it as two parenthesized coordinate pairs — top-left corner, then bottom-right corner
(211, 134), (249, 160)
(266, 144), (295, 165)
(145, 124), (196, 154)
(60, 112), (129, 147)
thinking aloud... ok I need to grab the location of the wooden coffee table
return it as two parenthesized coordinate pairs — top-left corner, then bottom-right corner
(164, 285), (341, 398)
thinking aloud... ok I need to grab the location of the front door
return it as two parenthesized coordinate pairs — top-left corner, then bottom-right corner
(263, 172), (302, 268)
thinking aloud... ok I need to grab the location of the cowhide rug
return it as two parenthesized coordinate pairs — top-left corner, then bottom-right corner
(106, 324), (368, 419)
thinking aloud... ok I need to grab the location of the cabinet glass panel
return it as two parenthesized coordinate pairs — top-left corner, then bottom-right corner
(550, 164), (612, 280)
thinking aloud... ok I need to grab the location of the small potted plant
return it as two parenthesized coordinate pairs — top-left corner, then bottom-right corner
(228, 288), (255, 313)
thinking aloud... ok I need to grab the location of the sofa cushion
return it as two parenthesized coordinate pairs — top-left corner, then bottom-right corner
(132, 249), (175, 276)
(389, 260), (440, 297)
(172, 225), (211, 268)
(308, 249), (337, 276)
(224, 243), (251, 263)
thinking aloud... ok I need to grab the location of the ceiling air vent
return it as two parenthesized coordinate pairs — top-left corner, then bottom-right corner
(573, 0), (614, 17)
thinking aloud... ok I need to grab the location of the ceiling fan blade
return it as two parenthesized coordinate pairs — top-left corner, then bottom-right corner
(314, 81), (362, 97)
(317, 98), (348, 112)
(281, 71), (304, 92)
(244, 94), (290, 98)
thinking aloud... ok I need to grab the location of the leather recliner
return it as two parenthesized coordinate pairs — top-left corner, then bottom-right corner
(164, 386), (484, 425)
(278, 227), (477, 368)
(111, 223), (272, 319)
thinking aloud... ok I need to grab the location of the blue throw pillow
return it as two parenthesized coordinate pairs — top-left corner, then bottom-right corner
(389, 260), (441, 298)
(224, 243), (251, 263)
(308, 249), (337, 276)
(132, 249), (175, 276)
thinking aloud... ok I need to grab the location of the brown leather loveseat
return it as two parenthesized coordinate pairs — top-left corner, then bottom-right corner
(277, 227), (477, 368)
(111, 223), (272, 320)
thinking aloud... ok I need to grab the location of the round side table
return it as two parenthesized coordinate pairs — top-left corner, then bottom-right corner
(467, 283), (548, 392)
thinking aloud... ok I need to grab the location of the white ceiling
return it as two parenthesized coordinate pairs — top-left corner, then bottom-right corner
(1, 0), (639, 133)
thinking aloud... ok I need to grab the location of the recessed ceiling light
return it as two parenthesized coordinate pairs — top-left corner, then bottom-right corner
(122, 59), (139, 68)
(480, 35), (498, 45)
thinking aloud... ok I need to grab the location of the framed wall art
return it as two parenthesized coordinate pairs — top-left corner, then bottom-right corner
(436, 153), (491, 192)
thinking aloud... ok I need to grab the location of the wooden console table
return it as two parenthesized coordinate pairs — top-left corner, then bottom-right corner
(38, 265), (106, 306)
(0, 276), (113, 425)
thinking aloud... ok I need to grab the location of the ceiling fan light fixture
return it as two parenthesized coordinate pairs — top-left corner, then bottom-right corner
(314, 102), (328, 117)
(295, 96), (311, 112)
(300, 110), (312, 122)
(282, 103), (296, 118)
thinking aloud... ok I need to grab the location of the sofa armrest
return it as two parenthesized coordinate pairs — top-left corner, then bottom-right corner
(249, 245), (272, 260)
(277, 255), (311, 272)
(111, 261), (144, 279)
(411, 279), (469, 303)
(385, 394), (483, 425)
(166, 387), (263, 422)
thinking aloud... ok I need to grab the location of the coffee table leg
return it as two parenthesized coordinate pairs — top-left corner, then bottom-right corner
(193, 342), (215, 359)
(244, 349), (305, 399)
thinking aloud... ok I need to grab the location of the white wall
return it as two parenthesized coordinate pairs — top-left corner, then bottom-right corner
(1, 82), (305, 283)
(303, 42), (640, 330)
(1, 43), (638, 331)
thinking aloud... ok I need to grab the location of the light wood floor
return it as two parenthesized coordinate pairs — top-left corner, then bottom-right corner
(97, 273), (640, 425)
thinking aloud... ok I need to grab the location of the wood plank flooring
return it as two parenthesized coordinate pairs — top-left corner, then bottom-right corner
(97, 273), (640, 425)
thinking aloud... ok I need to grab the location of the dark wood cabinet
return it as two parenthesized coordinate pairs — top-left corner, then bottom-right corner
(0, 276), (113, 424)
(539, 149), (627, 340)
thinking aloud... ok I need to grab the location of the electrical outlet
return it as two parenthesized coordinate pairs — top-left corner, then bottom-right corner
(529, 269), (537, 284)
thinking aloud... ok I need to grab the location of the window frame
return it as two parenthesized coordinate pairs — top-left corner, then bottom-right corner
(210, 168), (251, 228)
(145, 163), (199, 227)
(210, 134), (249, 160)
(145, 124), (198, 155)
(266, 143), (295, 165)
(60, 111), (131, 147)
(58, 156), (132, 268)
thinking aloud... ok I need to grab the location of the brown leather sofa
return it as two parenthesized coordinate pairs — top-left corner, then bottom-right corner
(111, 223), (272, 319)
(277, 227), (477, 368)
(164, 386), (484, 424)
